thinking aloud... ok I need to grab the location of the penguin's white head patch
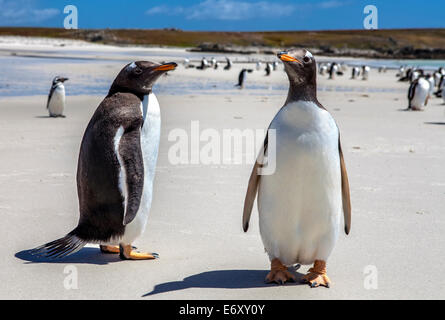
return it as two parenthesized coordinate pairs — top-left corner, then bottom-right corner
(305, 50), (313, 59)
(126, 62), (137, 70)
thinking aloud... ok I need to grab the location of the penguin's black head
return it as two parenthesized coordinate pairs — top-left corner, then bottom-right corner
(278, 49), (316, 86)
(111, 61), (177, 96)
(52, 76), (68, 85)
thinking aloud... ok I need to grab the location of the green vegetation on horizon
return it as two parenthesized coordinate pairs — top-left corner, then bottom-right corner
(1, 27), (445, 58)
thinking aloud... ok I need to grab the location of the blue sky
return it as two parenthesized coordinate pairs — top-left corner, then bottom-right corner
(0, 0), (444, 31)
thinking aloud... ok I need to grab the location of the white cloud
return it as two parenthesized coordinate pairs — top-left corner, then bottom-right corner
(146, 0), (296, 21)
(0, 0), (59, 25)
(318, 1), (348, 9)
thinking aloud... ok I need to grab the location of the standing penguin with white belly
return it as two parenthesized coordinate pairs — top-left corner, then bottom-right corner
(243, 49), (351, 287)
(47, 76), (68, 117)
(32, 61), (177, 260)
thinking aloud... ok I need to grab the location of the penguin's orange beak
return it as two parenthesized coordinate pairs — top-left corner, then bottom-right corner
(154, 62), (177, 71)
(277, 52), (302, 64)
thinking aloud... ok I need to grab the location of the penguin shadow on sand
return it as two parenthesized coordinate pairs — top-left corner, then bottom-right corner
(142, 267), (306, 297)
(15, 247), (120, 265)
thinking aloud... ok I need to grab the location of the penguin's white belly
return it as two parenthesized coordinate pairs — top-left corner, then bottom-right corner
(258, 101), (342, 266)
(48, 85), (65, 116)
(411, 79), (430, 110)
(121, 93), (161, 244)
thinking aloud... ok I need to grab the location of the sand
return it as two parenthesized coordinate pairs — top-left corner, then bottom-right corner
(0, 42), (445, 300)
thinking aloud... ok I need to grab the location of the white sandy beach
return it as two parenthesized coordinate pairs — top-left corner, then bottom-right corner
(0, 38), (444, 299)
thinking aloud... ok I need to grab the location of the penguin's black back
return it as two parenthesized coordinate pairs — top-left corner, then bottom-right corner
(76, 92), (143, 242)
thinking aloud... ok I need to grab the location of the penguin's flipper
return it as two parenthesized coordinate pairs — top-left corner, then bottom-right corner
(339, 138), (351, 235)
(46, 85), (56, 109)
(242, 133), (268, 232)
(116, 125), (145, 226)
(408, 81), (416, 101)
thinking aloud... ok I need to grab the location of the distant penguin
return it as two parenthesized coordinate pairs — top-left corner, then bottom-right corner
(319, 64), (328, 75)
(183, 58), (190, 68)
(396, 66), (405, 77)
(362, 66), (370, 80)
(272, 61), (279, 71)
(214, 61), (220, 69)
(328, 63), (338, 79)
(426, 74), (435, 98)
(197, 57), (209, 70)
(235, 68), (252, 89)
(256, 61), (262, 71)
(224, 57), (233, 70)
(410, 69), (423, 83)
(31, 61), (177, 260)
(434, 74), (444, 98)
(265, 63), (272, 76)
(210, 57), (216, 67)
(399, 67), (412, 82)
(243, 49), (351, 287)
(351, 67), (360, 79)
(408, 77), (430, 110)
(46, 76), (68, 117)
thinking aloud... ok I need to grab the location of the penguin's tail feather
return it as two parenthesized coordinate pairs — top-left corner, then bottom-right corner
(30, 233), (86, 259)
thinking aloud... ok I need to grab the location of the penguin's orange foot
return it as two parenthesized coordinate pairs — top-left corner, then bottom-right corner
(119, 244), (159, 260)
(265, 258), (296, 285)
(301, 260), (331, 288)
(100, 245), (120, 254)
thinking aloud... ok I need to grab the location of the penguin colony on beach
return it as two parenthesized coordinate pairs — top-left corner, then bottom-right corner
(32, 61), (177, 260)
(46, 76), (68, 117)
(399, 65), (445, 110)
(243, 49), (351, 287)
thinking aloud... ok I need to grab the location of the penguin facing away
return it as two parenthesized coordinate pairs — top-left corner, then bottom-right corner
(243, 49), (351, 287)
(47, 76), (68, 117)
(32, 61), (177, 260)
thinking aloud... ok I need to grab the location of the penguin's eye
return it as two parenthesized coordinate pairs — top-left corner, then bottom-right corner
(303, 57), (310, 63)
(133, 67), (143, 75)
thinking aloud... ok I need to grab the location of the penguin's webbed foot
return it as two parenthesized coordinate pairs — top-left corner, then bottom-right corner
(100, 245), (120, 254)
(265, 258), (296, 285)
(119, 244), (159, 260)
(301, 260), (331, 288)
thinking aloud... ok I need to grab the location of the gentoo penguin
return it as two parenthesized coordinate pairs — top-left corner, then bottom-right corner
(46, 76), (68, 117)
(351, 67), (360, 79)
(328, 63), (338, 79)
(396, 66), (405, 78)
(197, 57), (209, 70)
(319, 64), (327, 75)
(31, 61), (177, 259)
(434, 74), (444, 97)
(243, 49), (351, 287)
(399, 67), (412, 82)
(272, 61), (279, 71)
(265, 63), (272, 76)
(426, 74), (435, 98)
(362, 65), (370, 80)
(408, 76), (430, 110)
(235, 68), (253, 89)
(224, 57), (232, 70)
